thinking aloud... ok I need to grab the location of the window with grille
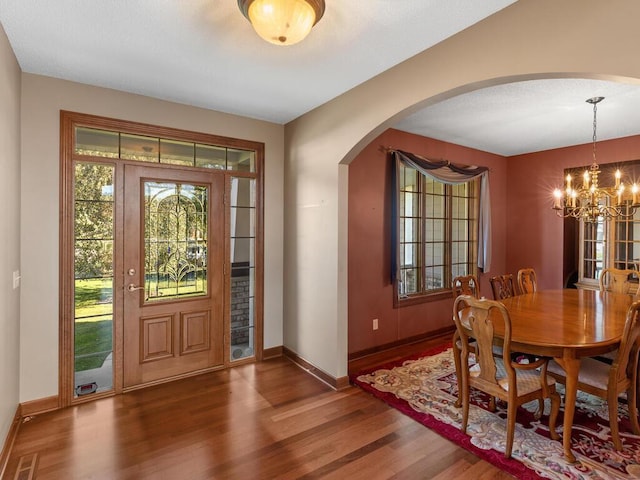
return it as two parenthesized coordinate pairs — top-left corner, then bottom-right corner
(397, 162), (479, 301)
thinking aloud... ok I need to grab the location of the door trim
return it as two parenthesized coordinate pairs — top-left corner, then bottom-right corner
(59, 111), (264, 406)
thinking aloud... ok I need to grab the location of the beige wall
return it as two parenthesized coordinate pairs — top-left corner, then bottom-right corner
(0, 22), (21, 447)
(284, 0), (640, 379)
(8, 0), (640, 409)
(19, 74), (285, 402)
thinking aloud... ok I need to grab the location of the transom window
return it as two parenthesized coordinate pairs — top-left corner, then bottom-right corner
(397, 162), (479, 300)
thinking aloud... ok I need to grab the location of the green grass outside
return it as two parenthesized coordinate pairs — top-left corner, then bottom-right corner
(75, 320), (113, 371)
(75, 278), (113, 371)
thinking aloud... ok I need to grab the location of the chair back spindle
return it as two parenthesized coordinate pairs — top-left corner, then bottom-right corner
(452, 275), (480, 299)
(517, 268), (537, 294)
(490, 274), (516, 300)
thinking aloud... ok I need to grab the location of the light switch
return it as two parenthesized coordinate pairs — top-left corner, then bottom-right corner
(12, 270), (20, 289)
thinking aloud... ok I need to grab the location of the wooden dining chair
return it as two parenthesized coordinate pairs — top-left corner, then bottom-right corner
(599, 267), (640, 295)
(452, 295), (560, 458)
(452, 274), (480, 298)
(547, 300), (640, 451)
(451, 275), (480, 408)
(490, 274), (517, 300)
(517, 268), (537, 294)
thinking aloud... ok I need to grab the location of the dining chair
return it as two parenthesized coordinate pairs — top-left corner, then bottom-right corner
(490, 274), (517, 300)
(451, 275), (480, 408)
(547, 300), (640, 451)
(599, 267), (640, 295)
(517, 268), (537, 294)
(452, 274), (480, 298)
(452, 295), (560, 458)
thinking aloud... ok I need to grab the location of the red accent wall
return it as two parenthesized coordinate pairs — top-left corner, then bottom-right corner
(348, 129), (507, 355)
(506, 135), (640, 290)
(349, 129), (640, 356)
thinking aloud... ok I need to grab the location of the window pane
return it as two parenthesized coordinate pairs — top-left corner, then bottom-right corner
(582, 216), (605, 281)
(612, 205), (640, 270)
(428, 242), (444, 265)
(75, 127), (119, 158)
(424, 178), (444, 195)
(144, 182), (208, 301)
(452, 219), (469, 242)
(402, 192), (419, 216)
(160, 139), (195, 166)
(401, 218), (419, 243)
(74, 162), (115, 397)
(227, 148), (256, 172)
(425, 193), (445, 217)
(400, 268), (418, 295)
(399, 164), (417, 190)
(121, 134), (159, 162)
(195, 144), (226, 170)
(401, 242), (418, 268)
(232, 177), (256, 208)
(230, 176), (256, 361)
(425, 266), (444, 289)
(425, 219), (444, 242)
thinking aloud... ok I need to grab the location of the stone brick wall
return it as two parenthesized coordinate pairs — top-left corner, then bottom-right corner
(230, 275), (250, 346)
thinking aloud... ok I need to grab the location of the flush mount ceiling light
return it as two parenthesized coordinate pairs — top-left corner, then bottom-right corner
(238, 0), (325, 46)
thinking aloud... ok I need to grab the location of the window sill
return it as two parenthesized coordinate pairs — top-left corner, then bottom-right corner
(394, 289), (452, 308)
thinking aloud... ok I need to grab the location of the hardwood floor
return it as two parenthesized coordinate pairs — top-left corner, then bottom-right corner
(4, 337), (512, 479)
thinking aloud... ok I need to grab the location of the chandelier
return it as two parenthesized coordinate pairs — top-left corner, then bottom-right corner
(238, 0), (325, 46)
(552, 97), (639, 222)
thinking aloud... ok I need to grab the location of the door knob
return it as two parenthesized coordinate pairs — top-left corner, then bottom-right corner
(127, 284), (144, 292)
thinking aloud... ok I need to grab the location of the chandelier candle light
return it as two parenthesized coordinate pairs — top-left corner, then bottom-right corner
(553, 97), (640, 222)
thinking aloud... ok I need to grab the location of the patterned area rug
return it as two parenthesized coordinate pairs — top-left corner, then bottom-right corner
(352, 345), (640, 480)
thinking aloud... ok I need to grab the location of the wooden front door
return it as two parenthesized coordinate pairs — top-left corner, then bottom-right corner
(123, 165), (224, 388)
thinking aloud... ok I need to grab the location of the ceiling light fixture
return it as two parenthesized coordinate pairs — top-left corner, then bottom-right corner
(238, 0), (325, 46)
(552, 97), (639, 222)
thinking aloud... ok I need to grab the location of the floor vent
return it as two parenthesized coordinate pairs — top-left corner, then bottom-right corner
(14, 453), (37, 480)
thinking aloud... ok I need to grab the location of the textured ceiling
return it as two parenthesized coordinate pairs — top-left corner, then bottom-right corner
(0, 0), (515, 123)
(2, 1), (640, 156)
(393, 78), (640, 156)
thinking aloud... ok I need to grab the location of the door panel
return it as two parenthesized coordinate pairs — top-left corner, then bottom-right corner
(123, 165), (224, 388)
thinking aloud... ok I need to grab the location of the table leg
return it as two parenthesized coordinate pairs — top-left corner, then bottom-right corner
(554, 355), (579, 463)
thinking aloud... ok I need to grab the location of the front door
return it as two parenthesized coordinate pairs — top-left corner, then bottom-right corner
(123, 165), (224, 388)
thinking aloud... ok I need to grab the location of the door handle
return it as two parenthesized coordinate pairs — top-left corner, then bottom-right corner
(127, 284), (145, 292)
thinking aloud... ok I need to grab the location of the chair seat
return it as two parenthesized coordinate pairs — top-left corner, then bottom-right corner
(470, 358), (556, 395)
(548, 358), (609, 391)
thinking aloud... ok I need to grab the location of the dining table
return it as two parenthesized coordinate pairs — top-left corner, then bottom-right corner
(495, 288), (633, 462)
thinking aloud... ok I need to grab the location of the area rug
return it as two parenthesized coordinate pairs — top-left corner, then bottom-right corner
(352, 344), (640, 480)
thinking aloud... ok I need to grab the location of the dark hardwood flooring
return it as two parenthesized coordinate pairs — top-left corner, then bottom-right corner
(4, 336), (512, 479)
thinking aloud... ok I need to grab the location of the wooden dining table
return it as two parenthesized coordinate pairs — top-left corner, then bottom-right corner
(496, 288), (633, 462)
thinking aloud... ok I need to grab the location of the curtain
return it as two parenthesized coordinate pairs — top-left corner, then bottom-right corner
(391, 149), (492, 283)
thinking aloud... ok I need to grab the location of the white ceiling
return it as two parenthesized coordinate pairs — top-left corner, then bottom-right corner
(2, 0), (640, 157)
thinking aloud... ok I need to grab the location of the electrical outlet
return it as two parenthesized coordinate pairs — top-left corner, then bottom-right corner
(372, 318), (379, 330)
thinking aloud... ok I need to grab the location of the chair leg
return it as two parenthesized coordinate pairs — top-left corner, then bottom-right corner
(452, 331), (463, 408)
(534, 398), (544, 420)
(627, 383), (640, 435)
(460, 355), (470, 434)
(505, 402), (516, 458)
(608, 393), (622, 450)
(548, 390), (560, 441)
